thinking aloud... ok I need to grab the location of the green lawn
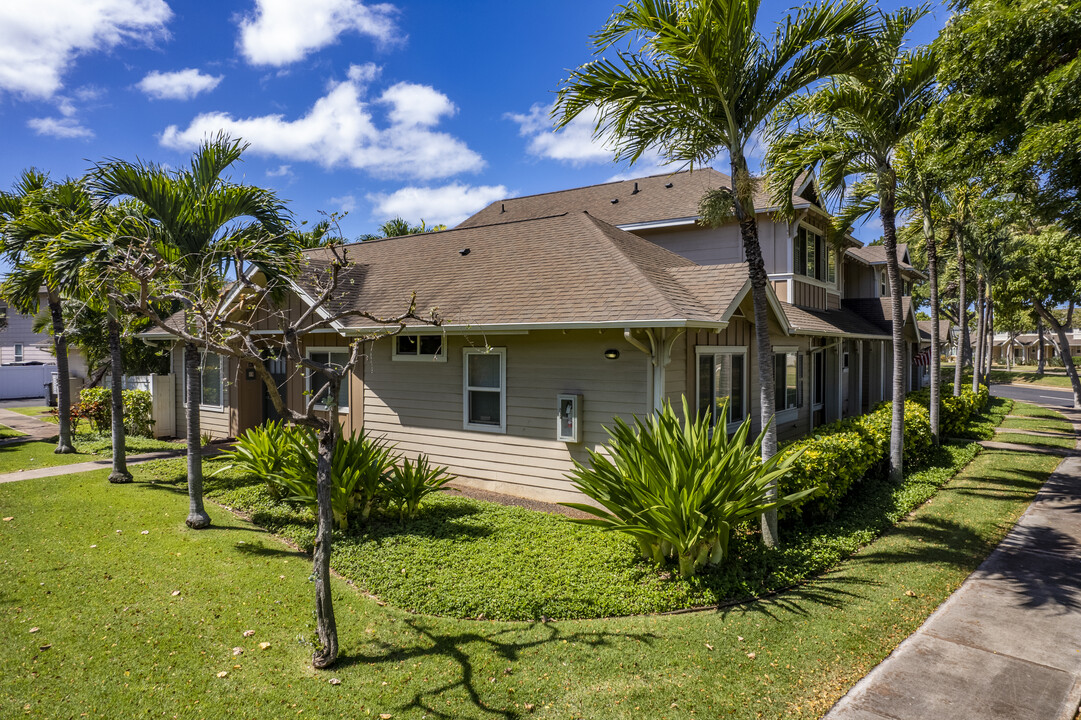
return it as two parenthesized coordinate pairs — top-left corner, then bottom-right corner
(0, 424), (24, 439)
(6, 406), (58, 424)
(0, 434), (182, 474)
(943, 365), (1076, 389)
(0, 402), (1069, 719)
(994, 432), (1077, 450)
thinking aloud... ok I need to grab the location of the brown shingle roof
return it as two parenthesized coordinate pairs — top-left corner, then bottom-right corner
(842, 297), (915, 333)
(456, 168), (809, 230)
(845, 243), (925, 280)
(295, 212), (752, 330)
(917, 319), (952, 342)
(781, 303), (890, 338)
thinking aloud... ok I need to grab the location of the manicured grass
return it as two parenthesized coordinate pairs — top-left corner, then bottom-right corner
(0, 402), (1067, 719)
(7, 406), (58, 424)
(0, 424), (24, 439)
(999, 415), (1075, 434)
(994, 432), (1077, 450)
(942, 365), (1076, 389)
(1009, 403), (1068, 420)
(127, 401), (1011, 622)
(0, 434), (182, 474)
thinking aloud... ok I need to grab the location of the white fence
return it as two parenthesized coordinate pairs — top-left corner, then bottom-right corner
(105, 374), (177, 438)
(0, 364), (58, 400)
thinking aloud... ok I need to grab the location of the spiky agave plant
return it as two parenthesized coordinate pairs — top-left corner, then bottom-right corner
(562, 397), (812, 578)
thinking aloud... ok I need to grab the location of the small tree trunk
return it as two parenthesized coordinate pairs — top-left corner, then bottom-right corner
(184, 343), (210, 528)
(879, 171), (905, 484)
(49, 291), (76, 454)
(954, 232), (967, 396)
(924, 209), (941, 444)
(312, 377), (340, 669)
(1035, 302), (1081, 409)
(1037, 316), (1046, 373)
(972, 274), (986, 393)
(730, 153), (777, 547)
(984, 290), (994, 381)
(107, 307), (131, 484)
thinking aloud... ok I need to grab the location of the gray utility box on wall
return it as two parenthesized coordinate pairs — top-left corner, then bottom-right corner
(557, 393), (582, 443)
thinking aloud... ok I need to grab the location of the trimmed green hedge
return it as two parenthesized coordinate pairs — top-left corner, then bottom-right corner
(779, 387), (988, 521)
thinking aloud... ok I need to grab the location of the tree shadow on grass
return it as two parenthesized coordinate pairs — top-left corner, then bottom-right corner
(853, 516), (999, 571)
(233, 539), (305, 559)
(717, 574), (880, 623)
(336, 620), (659, 719)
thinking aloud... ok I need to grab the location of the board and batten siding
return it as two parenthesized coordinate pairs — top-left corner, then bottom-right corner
(363, 329), (650, 503)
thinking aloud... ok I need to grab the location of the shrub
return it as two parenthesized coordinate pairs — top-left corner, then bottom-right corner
(778, 420), (879, 520)
(272, 426), (399, 529)
(71, 387), (155, 437)
(385, 456), (455, 522)
(562, 398), (813, 578)
(216, 420), (294, 500)
(909, 384), (988, 437)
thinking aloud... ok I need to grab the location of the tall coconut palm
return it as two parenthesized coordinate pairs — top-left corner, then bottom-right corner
(90, 134), (291, 529)
(766, 7), (938, 483)
(0, 172), (91, 455)
(554, 0), (872, 546)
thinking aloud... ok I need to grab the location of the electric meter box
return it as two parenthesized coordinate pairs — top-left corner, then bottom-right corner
(557, 394), (582, 443)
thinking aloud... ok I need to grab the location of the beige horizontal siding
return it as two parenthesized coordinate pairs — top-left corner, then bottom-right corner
(363, 329), (649, 502)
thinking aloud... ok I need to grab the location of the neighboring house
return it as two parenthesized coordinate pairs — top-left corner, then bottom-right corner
(0, 297), (88, 400)
(147, 168), (928, 503)
(992, 330), (1081, 365)
(916, 319), (954, 383)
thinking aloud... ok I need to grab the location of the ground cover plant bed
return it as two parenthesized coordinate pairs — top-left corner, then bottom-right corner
(0, 400), (1067, 719)
(0, 434), (181, 474)
(127, 399), (1020, 621)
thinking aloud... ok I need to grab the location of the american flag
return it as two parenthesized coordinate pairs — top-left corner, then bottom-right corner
(913, 348), (934, 367)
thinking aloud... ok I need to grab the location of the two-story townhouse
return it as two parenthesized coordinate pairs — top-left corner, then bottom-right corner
(152, 168), (926, 503)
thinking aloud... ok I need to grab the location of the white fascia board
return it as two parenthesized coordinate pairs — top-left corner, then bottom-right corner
(339, 319), (729, 336)
(285, 278), (347, 334)
(617, 217), (699, 232)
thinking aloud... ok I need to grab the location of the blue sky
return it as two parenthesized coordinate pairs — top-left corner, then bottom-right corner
(0, 0), (949, 241)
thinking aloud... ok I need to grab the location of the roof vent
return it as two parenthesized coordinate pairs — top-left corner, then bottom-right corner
(665, 182), (673, 189)
(632, 182), (639, 194)
(500, 203), (505, 213)
(459, 248), (470, 256)
(610, 198), (619, 204)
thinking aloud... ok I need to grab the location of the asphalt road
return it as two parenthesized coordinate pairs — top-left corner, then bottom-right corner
(990, 382), (1078, 409)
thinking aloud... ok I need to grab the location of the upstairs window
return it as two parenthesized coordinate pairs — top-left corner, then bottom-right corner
(794, 226), (833, 283)
(393, 334), (445, 361)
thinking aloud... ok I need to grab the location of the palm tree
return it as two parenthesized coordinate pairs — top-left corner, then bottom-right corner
(942, 182), (981, 395)
(0, 172), (90, 455)
(90, 134), (291, 529)
(554, 0), (872, 546)
(767, 8), (938, 483)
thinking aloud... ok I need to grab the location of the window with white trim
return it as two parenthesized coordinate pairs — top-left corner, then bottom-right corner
(879, 270), (889, 297)
(13, 343), (22, 363)
(463, 348), (505, 432)
(305, 348), (350, 413)
(181, 351), (225, 409)
(696, 347), (747, 431)
(794, 226), (832, 282)
(393, 334), (446, 361)
(774, 350), (803, 412)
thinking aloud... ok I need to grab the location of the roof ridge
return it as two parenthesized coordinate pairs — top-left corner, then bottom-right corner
(579, 210), (704, 317)
(485, 167), (714, 205)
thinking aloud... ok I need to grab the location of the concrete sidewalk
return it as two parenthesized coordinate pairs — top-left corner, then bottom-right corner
(825, 406), (1081, 720)
(0, 407), (61, 443)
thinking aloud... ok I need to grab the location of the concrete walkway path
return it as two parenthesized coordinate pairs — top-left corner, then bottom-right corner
(824, 405), (1081, 720)
(0, 448), (194, 484)
(0, 407), (61, 443)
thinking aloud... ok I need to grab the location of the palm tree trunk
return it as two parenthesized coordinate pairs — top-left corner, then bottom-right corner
(924, 209), (941, 444)
(311, 377), (340, 669)
(954, 232), (967, 396)
(184, 343), (210, 528)
(984, 289), (994, 381)
(1037, 316), (1046, 373)
(878, 173), (905, 484)
(49, 290), (76, 454)
(1034, 302), (1081, 409)
(972, 274), (986, 393)
(730, 154), (778, 547)
(107, 306), (131, 484)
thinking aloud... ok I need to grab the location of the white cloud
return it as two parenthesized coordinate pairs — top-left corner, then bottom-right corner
(160, 66), (483, 180)
(28, 116), (93, 139)
(328, 194), (357, 213)
(266, 164), (293, 177)
(0, 0), (171, 99)
(367, 183), (509, 227)
(138, 68), (223, 100)
(237, 0), (398, 67)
